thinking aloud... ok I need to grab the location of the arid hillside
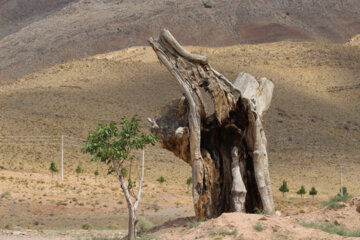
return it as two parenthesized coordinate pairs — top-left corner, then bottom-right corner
(0, 0), (360, 81)
(0, 36), (359, 238)
(0, 40), (359, 196)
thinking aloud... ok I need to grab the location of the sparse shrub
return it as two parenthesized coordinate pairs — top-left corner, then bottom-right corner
(338, 187), (348, 197)
(254, 222), (265, 232)
(323, 190), (352, 209)
(187, 220), (200, 228)
(94, 169), (99, 182)
(75, 165), (83, 181)
(4, 223), (13, 230)
(152, 203), (160, 212)
(279, 180), (289, 197)
(1, 191), (11, 199)
(297, 185), (306, 198)
(309, 187), (318, 200)
(82, 223), (92, 230)
(300, 221), (360, 237)
(186, 177), (192, 190)
(156, 176), (166, 184)
(136, 216), (154, 233)
(49, 162), (58, 178)
(209, 228), (238, 237)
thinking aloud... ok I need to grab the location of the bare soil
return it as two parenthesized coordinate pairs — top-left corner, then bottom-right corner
(1, 0), (360, 81)
(0, 40), (359, 239)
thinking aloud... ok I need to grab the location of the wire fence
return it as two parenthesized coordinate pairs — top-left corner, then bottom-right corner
(0, 135), (89, 181)
(0, 135), (359, 196)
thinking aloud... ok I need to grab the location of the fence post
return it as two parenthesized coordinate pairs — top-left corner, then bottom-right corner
(61, 135), (64, 181)
(340, 163), (343, 197)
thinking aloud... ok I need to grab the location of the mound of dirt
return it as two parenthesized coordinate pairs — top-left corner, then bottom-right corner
(348, 34), (360, 47)
(1, 0), (360, 81)
(152, 212), (344, 240)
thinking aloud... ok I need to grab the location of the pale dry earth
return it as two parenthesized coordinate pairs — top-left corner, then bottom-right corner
(1, 0), (360, 81)
(0, 41), (359, 238)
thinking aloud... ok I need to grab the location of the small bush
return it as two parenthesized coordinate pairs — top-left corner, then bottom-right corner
(296, 185), (306, 198)
(309, 187), (318, 199)
(323, 192), (353, 209)
(152, 203), (160, 212)
(4, 223), (13, 230)
(187, 220), (200, 228)
(209, 228), (238, 237)
(82, 223), (92, 230)
(254, 222), (265, 232)
(156, 176), (166, 184)
(300, 222), (360, 237)
(279, 180), (289, 197)
(1, 191), (11, 199)
(136, 216), (154, 233)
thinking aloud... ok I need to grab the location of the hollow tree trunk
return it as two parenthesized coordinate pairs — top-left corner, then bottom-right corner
(148, 29), (274, 219)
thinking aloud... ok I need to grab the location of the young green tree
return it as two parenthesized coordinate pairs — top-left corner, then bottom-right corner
(309, 187), (318, 200)
(297, 185), (306, 198)
(76, 165), (83, 181)
(338, 186), (348, 196)
(156, 176), (166, 185)
(49, 162), (58, 178)
(94, 170), (99, 182)
(82, 116), (157, 240)
(186, 177), (193, 190)
(279, 180), (289, 197)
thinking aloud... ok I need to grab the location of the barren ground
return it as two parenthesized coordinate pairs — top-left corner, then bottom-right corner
(0, 40), (359, 239)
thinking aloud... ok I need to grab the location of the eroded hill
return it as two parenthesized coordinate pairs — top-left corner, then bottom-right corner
(0, 0), (360, 81)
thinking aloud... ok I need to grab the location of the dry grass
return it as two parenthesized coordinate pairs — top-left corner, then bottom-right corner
(0, 41), (359, 231)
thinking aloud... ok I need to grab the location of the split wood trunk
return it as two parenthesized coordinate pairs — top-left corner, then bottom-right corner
(148, 29), (274, 220)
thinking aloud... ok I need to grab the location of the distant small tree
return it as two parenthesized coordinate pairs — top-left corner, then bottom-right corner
(338, 186), (348, 197)
(76, 165), (83, 181)
(297, 185), (306, 198)
(279, 180), (289, 197)
(186, 177), (193, 190)
(94, 170), (99, 182)
(157, 176), (166, 184)
(49, 162), (58, 178)
(83, 116), (157, 240)
(309, 187), (318, 200)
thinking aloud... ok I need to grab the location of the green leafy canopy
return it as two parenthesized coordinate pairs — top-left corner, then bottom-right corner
(82, 115), (157, 166)
(279, 180), (289, 193)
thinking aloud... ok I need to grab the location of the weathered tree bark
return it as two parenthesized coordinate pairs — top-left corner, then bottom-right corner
(148, 29), (274, 219)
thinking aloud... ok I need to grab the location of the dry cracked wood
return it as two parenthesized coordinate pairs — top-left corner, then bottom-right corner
(148, 29), (274, 219)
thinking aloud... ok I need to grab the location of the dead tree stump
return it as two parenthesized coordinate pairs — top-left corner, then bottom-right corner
(148, 29), (274, 220)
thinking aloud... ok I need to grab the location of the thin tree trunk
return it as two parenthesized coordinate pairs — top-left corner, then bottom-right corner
(112, 148), (145, 240)
(128, 206), (136, 240)
(148, 29), (274, 219)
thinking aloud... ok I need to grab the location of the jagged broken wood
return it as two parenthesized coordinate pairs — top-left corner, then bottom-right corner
(148, 29), (274, 219)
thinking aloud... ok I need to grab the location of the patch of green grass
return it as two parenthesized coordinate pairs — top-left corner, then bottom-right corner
(254, 222), (265, 232)
(136, 235), (160, 240)
(187, 220), (201, 228)
(300, 222), (360, 237)
(4, 223), (13, 230)
(136, 216), (154, 233)
(82, 223), (92, 230)
(323, 193), (352, 209)
(209, 228), (238, 237)
(1, 191), (11, 199)
(255, 208), (274, 215)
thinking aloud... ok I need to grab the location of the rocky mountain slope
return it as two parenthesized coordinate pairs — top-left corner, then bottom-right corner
(0, 0), (359, 82)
